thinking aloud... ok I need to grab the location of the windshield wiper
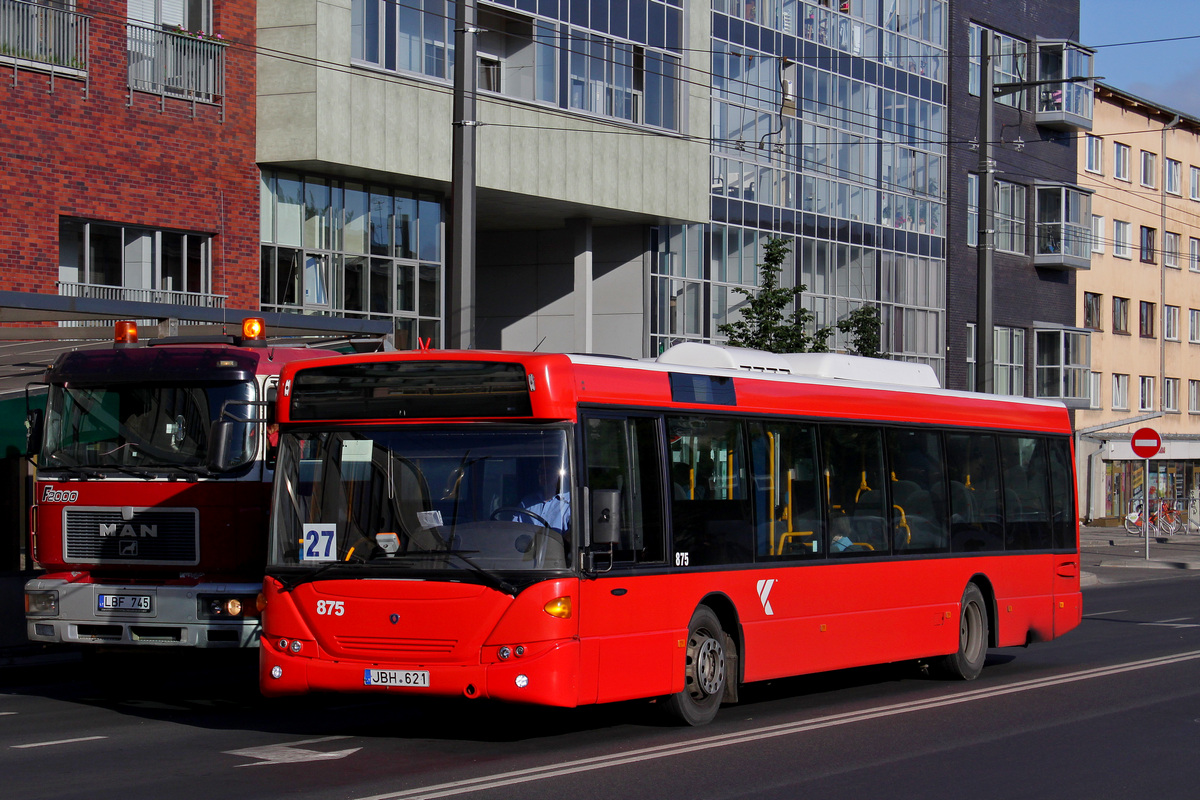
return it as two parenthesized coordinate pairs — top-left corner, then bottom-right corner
(43, 462), (106, 479)
(103, 464), (160, 480)
(425, 549), (517, 596)
(274, 560), (380, 593)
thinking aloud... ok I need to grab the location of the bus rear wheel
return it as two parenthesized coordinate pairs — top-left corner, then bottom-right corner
(936, 583), (988, 680)
(664, 606), (729, 726)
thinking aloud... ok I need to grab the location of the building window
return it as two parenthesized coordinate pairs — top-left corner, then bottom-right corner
(1140, 226), (1156, 263)
(1084, 292), (1102, 330)
(127, 0), (222, 102)
(967, 173), (978, 245)
(969, 24), (1027, 108)
(1190, 308), (1200, 343)
(1114, 142), (1130, 181)
(1192, 165), (1200, 201)
(1035, 328), (1090, 402)
(1112, 373), (1129, 410)
(1036, 184), (1091, 263)
(1139, 376), (1155, 411)
(1166, 158), (1182, 195)
(965, 324), (1025, 396)
(1091, 215), (1105, 253)
(1085, 135), (1103, 174)
(1191, 237), (1200, 272)
(1190, 379), (1200, 414)
(57, 219), (214, 303)
(1165, 377), (1180, 412)
(350, 0), (680, 131)
(1165, 305), (1180, 341)
(967, 174), (1025, 252)
(260, 170), (445, 348)
(1141, 151), (1157, 189)
(1089, 371), (1102, 410)
(995, 180), (1026, 254)
(1139, 301), (1155, 338)
(1113, 220), (1131, 258)
(1113, 296), (1130, 333)
(1165, 231), (1180, 268)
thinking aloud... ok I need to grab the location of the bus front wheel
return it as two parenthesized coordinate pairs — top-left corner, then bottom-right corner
(664, 606), (729, 726)
(936, 583), (989, 681)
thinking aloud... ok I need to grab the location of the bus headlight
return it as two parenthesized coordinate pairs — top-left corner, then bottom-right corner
(25, 590), (59, 616)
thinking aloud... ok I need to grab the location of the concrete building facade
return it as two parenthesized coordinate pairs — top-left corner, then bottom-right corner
(1074, 84), (1200, 525)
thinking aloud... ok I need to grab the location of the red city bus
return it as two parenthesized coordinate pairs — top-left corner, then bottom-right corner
(23, 318), (369, 649)
(258, 344), (1081, 724)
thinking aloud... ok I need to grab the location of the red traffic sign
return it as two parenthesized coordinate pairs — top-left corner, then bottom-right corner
(1131, 427), (1161, 459)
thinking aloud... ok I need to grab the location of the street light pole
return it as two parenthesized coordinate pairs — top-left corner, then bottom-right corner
(449, 0), (479, 350)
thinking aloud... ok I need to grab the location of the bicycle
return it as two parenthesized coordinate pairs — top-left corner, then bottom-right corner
(1123, 499), (1181, 536)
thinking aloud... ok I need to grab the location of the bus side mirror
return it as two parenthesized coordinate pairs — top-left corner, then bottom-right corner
(25, 408), (43, 458)
(590, 489), (621, 546)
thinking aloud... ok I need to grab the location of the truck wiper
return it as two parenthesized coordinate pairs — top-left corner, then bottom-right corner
(43, 462), (106, 479)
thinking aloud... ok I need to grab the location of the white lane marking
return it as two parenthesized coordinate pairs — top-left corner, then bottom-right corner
(11, 736), (107, 749)
(0, 712), (16, 717)
(354, 650), (1200, 800)
(1083, 609), (1127, 617)
(224, 735), (362, 767)
(1141, 620), (1200, 629)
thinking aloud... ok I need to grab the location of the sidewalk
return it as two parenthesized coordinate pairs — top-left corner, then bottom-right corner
(1079, 524), (1200, 584)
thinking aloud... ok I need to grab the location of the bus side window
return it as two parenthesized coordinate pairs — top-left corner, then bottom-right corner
(946, 432), (1004, 552)
(668, 416), (753, 566)
(821, 425), (888, 557)
(751, 421), (824, 559)
(583, 415), (666, 564)
(885, 428), (950, 555)
(999, 436), (1052, 551)
(1046, 437), (1076, 550)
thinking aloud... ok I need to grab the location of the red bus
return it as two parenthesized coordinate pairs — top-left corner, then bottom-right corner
(258, 344), (1081, 724)
(23, 318), (367, 649)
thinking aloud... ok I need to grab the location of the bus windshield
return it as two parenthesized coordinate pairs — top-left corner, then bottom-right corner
(43, 381), (258, 473)
(268, 427), (573, 578)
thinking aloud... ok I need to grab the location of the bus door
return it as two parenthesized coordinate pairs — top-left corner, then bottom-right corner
(1047, 437), (1082, 635)
(577, 414), (673, 705)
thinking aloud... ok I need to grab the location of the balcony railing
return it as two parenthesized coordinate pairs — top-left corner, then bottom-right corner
(0, 0), (88, 73)
(127, 22), (224, 107)
(58, 281), (227, 309)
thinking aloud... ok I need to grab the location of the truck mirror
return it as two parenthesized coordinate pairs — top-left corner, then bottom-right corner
(25, 408), (43, 458)
(206, 419), (239, 473)
(590, 489), (621, 546)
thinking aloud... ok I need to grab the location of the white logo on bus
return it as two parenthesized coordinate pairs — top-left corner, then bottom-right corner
(42, 486), (79, 503)
(757, 579), (776, 616)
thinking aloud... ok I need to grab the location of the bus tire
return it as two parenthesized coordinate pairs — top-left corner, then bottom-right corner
(937, 583), (988, 681)
(664, 606), (728, 726)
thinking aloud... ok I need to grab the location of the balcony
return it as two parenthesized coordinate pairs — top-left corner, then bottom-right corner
(1035, 40), (1094, 131)
(126, 22), (225, 110)
(0, 0), (88, 77)
(58, 281), (226, 309)
(1035, 184), (1092, 270)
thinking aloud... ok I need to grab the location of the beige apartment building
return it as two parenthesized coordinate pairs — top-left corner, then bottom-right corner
(1075, 84), (1200, 525)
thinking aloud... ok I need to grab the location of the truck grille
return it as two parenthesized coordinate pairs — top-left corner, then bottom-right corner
(63, 507), (200, 565)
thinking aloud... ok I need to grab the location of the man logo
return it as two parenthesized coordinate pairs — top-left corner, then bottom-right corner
(119, 540), (139, 557)
(757, 578), (776, 616)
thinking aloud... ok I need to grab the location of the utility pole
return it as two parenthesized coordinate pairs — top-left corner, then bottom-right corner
(975, 31), (995, 393)
(449, 0), (478, 350)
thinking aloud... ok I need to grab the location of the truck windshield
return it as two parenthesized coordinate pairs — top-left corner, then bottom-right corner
(268, 427), (573, 578)
(42, 381), (258, 472)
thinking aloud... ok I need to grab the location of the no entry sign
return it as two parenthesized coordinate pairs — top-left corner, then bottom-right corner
(1131, 427), (1161, 459)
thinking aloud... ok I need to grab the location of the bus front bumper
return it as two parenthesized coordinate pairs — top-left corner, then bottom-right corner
(259, 636), (581, 707)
